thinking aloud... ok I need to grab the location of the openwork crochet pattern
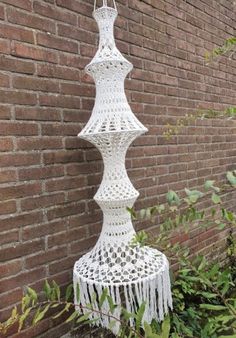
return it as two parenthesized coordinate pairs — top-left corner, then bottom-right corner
(73, 1), (172, 333)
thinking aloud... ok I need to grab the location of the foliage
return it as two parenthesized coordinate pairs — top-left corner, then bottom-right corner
(163, 35), (236, 139)
(205, 36), (236, 63)
(1, 174), (236, 337)
(164, 107), (236, 139)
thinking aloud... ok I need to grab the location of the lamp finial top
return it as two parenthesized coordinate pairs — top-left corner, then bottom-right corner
(94, 0), (117, 11)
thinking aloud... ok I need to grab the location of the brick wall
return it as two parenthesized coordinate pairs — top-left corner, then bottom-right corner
(0, 0), (236, 336)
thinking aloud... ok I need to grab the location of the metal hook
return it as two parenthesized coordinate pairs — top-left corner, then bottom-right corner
(94, 0), (117, 10)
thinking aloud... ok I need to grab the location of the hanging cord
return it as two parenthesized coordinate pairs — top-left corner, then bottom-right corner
(94, 0), (117, 10)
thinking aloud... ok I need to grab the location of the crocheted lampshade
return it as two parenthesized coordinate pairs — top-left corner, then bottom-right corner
(73, 1), (172, 334)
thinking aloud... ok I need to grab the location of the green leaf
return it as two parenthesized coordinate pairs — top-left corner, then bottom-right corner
(167, 190), (181, 206)
(43, 280), (51, 300)
(126, 207), (137, 219)
(33, 305), (50, 325)
(205, 180), (220, 192)
(18, 308), (31, 332)
(227, 171), (236, 187)
(53, 304), (70, 319)
(162, 316), (171, 338)
(211, 193), (222, 204)
(99, 288), (108, 308)
(27, 287), (38, 305)
(65, 284), (73, 302)
(200, 304), (227, 311)
(135, 303), (146, 332)
(76, 313), (91, 324)
(76, 283), (80, 303)
(52, 281), (60, 301)
(184, 189), (204, 204)
(65, 311), (78, 323)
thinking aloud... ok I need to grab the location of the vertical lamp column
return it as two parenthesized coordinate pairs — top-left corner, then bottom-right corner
(73, 1), (172, 334)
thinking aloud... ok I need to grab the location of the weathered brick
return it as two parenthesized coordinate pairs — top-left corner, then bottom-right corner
(37, 64), (80, 81)
(39, 93), (81, 109)
(0, 153), (40, 168)
(25, 247), (68, 269)
(45, 176), (86, 192)
(11, 42), (58, 64)
(15, 107), (61, 121)
(0, 182), (42, 201)
(0, 90), (37, 105)
(0, 239), (44, 262)
(47, 202), (86, 221)
(0, 55), (35, 74)
(13, 75), (59, 93)
(0, 200), (16, 215)
(7, 7), (56, 33)
(33, 1), (77, 25)
(18, 166), (64, 181)
(0, 137), (14, 151)
(16, 137), (63, 151)
(0, 122), (38, 136)
(0, 0), (31, 11)
(22, 220), (66, 241)
(37, 32), (78, 54)
(21, 193), (65, 211)
(0, 22), (34, 43)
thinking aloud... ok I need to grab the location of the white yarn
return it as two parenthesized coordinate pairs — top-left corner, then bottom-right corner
(73, 2), (172, 334)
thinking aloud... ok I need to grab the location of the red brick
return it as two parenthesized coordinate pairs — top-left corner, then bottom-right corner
(37, 32), (78, 54)
(25, 247), (68, 269)
(0, 105), (11, 119)
(0, 137), (14, 151)
(7, 7), (55, 33)
(0, 211), (43, 232)
(0, 22), (34, 43)
(13, 75), (59, 93)
(60, 83), (95, 97)
(11, 42), (58, 64)
(22, 220), (66, 241)
(39, 93), (81, 109)
(56, 0), (93, 16)
(59, 53), (87, 69)
(0, 122), (38, 136)
(0, 72), (10, 88)
(0, 39), (11, 54)
(37, 64), (80, 81)
(0, 55), (35, 74)
(58, 24), (96, 44)
(0, 153), (40, 168)
(0, 182), (42, 201)
(1, 0), (31, 11)
(70, 236), (98, 255)
(0, 170), (16, 184)
(33, 1), (77, 25)
(47, 202), (86, 221)
(18, 166), (64, 181)
(0, 267), (46, 293)
(21, 193), (65, 211)
(48, 227), (86, 248)
(15, 107), (61, 121)
(16, 137), (63, 151)
(0, 5), (5, 20)
(0, 90), (37, 105)
(41, 123), (79, 136)
(0, 288), (22, 310)
(0, 200), (17, 215)
(45, 176), (86, 192)
(0, 239), (44, 262)
(43, 150), (84, 165)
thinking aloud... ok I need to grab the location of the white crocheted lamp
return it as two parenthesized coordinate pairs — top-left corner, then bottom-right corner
(73, 0), (172, 333)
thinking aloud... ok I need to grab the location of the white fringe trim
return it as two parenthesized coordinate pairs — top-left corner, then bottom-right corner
(73, 265), (173, 335)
